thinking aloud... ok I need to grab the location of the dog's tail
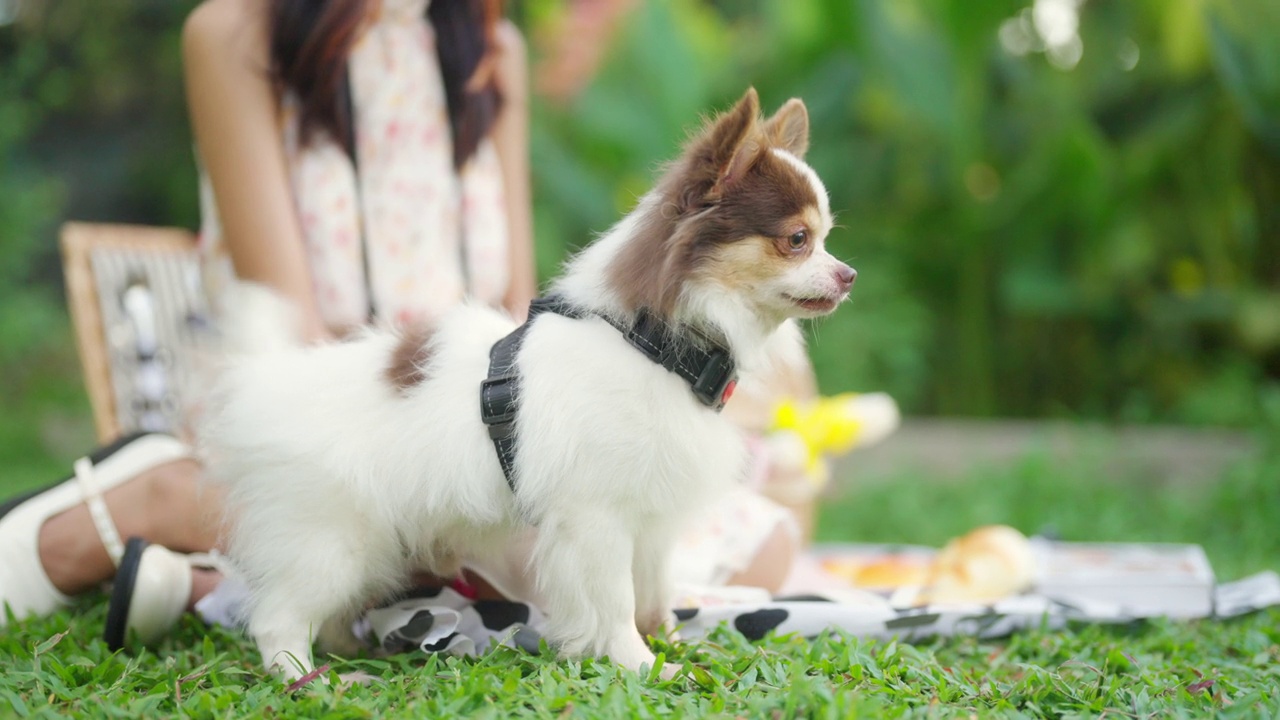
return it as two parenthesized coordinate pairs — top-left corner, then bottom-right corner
(215, 282), (305, 355)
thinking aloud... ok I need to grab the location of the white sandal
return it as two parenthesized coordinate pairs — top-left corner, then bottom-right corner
(104, 538), (233, 650)
(0, 433), (193, 625)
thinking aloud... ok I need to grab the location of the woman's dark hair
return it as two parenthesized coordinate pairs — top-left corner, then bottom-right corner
(268, 0), (503, 169)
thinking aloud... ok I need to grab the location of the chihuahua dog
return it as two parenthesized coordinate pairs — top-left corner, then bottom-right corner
(203, 88), (854, 680)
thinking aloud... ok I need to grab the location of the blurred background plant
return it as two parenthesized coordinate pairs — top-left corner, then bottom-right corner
(525, 0), (1280, 425)
(1, 0), (1278, 484)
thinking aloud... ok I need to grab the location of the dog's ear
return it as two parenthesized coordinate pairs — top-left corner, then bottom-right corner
(713, 88), (762, 190)
(704, 88), (762, 200)
(675, 88), (762, 212)
(764, 98), (809, 158)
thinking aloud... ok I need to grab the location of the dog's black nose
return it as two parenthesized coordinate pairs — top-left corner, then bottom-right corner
(834, 264), (857, 292)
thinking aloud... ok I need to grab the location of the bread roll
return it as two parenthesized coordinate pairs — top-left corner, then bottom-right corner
(918, 525), (1034, 603)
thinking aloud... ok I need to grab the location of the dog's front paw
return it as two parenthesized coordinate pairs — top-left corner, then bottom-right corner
(605, 634), (660, 674)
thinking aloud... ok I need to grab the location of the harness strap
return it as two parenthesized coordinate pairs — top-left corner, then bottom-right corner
(479, 323), (530, 490)
(479, 296), (738, 492)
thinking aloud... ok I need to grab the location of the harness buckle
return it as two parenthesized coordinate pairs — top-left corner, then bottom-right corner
(690, 348), (736, 410)
(479, 375), (518, 426)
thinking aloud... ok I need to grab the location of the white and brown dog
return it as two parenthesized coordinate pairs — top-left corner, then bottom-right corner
(203, 88), (854, 679)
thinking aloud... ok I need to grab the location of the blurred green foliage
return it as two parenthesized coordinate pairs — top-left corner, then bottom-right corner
(1, 0), (1277, 463)
(528, 0), (1280, 424)
(1, 2), (196, 480)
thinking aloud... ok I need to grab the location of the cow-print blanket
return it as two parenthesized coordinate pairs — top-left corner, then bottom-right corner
(194, 562), (1280, 658)
(358, 572), (1280, 658)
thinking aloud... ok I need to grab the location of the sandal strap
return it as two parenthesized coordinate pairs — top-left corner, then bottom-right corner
(185, 549), (234, 576)
(74, 457), (126, 567)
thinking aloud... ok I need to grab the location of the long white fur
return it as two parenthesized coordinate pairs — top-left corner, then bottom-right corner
(202, 117), (845, 683)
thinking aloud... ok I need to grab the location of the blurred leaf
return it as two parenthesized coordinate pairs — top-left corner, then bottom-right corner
(858, 0), (959, 141)
(1236, 292), (1280, 352)
(1206, 0), (1280, 153)
(1161, 0), (1212, 76)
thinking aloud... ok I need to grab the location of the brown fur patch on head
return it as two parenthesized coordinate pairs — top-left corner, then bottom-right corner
(384, 324), (435, 393)
(607, 88), (822, 317)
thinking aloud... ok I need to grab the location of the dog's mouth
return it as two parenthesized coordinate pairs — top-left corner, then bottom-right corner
(785, 294), (843, 314)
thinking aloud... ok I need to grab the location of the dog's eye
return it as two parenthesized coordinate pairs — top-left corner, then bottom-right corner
(788, 230), (808, 250)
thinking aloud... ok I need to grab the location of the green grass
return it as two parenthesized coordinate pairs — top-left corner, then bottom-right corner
(2, 437), (1278, 718)
(2, 601), (1278, 718)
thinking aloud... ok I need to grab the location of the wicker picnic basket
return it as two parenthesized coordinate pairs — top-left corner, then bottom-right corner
(59, 222), (215, 443)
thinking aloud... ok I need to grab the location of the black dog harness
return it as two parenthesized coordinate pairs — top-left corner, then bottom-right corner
(480, 296), (738, 490)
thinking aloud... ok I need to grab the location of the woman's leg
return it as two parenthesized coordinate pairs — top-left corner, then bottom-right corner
(37, 458), (223, 595)
(725, 521), (797, 593)
(188, 567), (223, 610)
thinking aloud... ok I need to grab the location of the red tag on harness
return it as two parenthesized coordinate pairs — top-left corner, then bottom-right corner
(721, 379), (737, 404)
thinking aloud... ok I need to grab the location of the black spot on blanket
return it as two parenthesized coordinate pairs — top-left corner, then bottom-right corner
(403, 610), (436, 637)
(423, 633), (459, 653)
(885, 612), (941, 629)
(473, 601), (531, 631)
(673, 608), (699, 622)
(381, 610), (438, 654)
(733, 609), (789, 641)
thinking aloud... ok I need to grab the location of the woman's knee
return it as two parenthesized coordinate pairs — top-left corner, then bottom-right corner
(727, 521), (798, 593)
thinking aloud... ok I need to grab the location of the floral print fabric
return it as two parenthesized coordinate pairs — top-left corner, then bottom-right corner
(198, 0), (509, 329)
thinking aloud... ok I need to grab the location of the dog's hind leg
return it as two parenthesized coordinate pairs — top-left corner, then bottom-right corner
(251, 605), (321, 682)
(243, 524), (394, 683)
(253, 582), (376, 684)
(532, 513), (659, 673)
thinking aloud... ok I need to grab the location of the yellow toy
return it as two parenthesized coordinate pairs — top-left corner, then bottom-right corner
(765, 392), (900, 496)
